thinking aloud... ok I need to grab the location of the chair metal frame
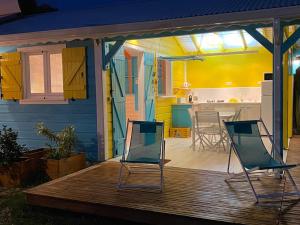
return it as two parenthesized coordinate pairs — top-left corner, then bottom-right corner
(118, 120), (165, 192)
(225, 119), (300, 202)
(195, 111), (226, 151)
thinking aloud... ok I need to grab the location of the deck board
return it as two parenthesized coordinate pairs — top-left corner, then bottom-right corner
(25, 137), (300, 225)
(279, 136), (300, 225)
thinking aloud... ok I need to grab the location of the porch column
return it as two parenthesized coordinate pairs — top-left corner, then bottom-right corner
(273, 18), (284, 158)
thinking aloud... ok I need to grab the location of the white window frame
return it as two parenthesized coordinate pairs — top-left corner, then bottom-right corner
(18, 44), (68, 104)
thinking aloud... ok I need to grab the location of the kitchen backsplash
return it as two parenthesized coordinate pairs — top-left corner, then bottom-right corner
(191, 87), (261, 103)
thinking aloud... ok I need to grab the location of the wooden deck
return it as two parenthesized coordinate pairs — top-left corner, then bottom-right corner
(25, 138), (300, 225)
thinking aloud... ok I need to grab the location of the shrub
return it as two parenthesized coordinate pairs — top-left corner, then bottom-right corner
(36, 123), (77, 159)
(0, 126), (27, 166)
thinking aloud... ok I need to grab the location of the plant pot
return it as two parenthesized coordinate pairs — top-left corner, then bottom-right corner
(23, 148), (50, 179)
(24, 148), (50, 159)
(44, 152), (86, 180)
(0, 157), (32, 188)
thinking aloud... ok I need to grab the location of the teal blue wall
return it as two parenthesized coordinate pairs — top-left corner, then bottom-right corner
(0, 39), (98, 161)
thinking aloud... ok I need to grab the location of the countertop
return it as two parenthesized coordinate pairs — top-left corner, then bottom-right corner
(173, 102), (261, 105)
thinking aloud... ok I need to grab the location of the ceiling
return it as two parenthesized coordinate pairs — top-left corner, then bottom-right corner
(174, 28), (274, 54)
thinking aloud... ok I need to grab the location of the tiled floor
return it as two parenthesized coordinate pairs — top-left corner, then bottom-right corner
(111, 137), (287, 174)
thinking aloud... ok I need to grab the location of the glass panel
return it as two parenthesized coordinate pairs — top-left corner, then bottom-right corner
(199, 33), (222, 51)
(177, 35), (197, 52)
(242, 31), (260, 47)
(220, 31), (244, 49)
(157, 60), (166, 95)
(50, 53), (63, 93)
(28, 54), (44, 94)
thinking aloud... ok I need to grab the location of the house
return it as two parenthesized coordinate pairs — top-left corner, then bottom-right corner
(0, 0), (300, 164)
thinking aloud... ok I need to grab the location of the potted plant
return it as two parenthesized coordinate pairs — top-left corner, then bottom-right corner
(36, 123), (86, 179)
(0, 125), (30, 187)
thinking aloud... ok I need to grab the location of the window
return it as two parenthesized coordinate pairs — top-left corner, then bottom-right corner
(125, 56), (138, 95)
(157, 59), (172, 96)
(19, 45), (66, 104)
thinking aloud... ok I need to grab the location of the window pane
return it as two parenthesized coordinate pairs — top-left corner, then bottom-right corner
(29, 54), (44, 93)
(50, 53), (63, 93)
(157, 60), (166, 95)
(220, 31), (244, 49)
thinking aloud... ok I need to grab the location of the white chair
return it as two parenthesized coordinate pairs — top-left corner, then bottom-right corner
(194, 111), (226, 151)
(188, 108), (200, 150)
(221, 108), (242, 153)
(232, 108), (242, 121)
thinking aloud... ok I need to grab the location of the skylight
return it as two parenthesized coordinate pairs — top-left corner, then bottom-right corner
(242, 31), (260, 47)
(219, 31), (244, 49)
(176, 35), (198, 52)
(174, 28), (268, 53)
(196, 33), (222, 51)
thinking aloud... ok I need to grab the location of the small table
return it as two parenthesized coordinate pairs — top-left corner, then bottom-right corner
(219, 111), (235, 121)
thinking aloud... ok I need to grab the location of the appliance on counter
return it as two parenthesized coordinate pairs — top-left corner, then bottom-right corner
(261, 80), (273, 134)
(264, 73), (273, 80)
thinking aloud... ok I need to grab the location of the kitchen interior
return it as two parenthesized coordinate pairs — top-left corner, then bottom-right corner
(119, 27), (294, 172)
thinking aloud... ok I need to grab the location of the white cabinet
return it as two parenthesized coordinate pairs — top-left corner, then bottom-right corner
(261, 81), (273, 134)
(194, 103), (261, 120)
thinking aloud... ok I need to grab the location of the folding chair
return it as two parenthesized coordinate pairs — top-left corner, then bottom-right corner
(224, 120), (300, 202)
(118, 120), (165, 191)
(195, 111), (226, 151)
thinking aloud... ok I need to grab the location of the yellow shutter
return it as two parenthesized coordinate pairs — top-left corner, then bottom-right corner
(62, 47), (87, 99)
(0, 52), (23, 100)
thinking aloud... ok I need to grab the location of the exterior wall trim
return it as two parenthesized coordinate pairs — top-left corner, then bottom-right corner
(94, 39), (106, 161)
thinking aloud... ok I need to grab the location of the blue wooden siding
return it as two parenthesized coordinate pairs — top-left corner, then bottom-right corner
(0, 39), (98, 161)
(111, 49), (126, 157)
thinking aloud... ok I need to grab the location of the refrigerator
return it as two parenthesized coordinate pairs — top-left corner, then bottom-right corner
(261, 81), (273, 135)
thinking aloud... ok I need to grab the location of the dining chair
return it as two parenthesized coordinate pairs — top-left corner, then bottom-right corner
(194, 111), (226, 151)
(232, 108), (242, 121)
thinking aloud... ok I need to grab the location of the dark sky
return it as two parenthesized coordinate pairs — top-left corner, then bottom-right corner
(36, 0), (143, 10)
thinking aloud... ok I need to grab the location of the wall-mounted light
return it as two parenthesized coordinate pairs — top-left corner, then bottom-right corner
(293, 56), (300, 68)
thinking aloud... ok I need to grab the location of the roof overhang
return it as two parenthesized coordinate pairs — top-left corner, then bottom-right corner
(1, 5), (300, 46)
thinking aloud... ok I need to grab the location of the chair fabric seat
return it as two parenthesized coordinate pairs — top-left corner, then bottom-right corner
(257, 162), (297, 170)
(118, 120), (165, 191)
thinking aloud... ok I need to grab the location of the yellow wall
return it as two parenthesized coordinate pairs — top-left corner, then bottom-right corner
(105, 69), (113, 159)
(283, 51), (294, 149)
(106, 38), (183, 159)
(155, 97), (177, 137)
(128, 38), (184, 138)
(173, 48), (273, 89)
(106, 37), (293, 157)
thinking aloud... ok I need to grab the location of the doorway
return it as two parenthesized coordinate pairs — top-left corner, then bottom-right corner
(111, 46), (156, 157)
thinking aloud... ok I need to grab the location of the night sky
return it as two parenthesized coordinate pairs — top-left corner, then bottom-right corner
(36, 0), (145, 10)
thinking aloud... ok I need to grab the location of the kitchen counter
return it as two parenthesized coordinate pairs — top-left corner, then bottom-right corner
(172, 102), (261, 125)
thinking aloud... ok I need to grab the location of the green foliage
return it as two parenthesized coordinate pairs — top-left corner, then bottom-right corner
(0, 189), (143, 225)
(36, 123), (77, 160)
(0, 126), (27, 167)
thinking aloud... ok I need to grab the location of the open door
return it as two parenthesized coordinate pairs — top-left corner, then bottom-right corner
(111, 51), (126, 157)
(144, 52), (155, 121)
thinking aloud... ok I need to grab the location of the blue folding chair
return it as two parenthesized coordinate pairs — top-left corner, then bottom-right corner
(118, 120), (165, 191)
(224, 120), (300, 202)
